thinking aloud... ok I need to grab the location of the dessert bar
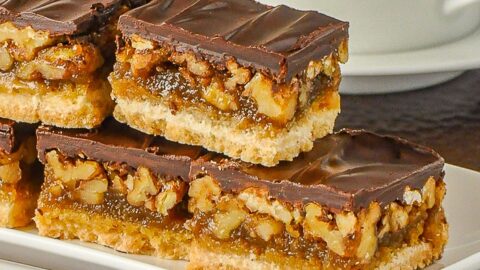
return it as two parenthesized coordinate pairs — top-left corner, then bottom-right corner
(35, 119), (200, 259)
(188, 130), (448, 269)
(111, 0), (349, 166)
(35, 120), (447, 269)
(0, 0), (145, 128)
(0, 118), (41, 228)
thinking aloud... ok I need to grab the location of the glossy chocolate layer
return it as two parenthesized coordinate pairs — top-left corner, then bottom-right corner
(0, 118), (36, 154)
(193, 130), (444, 211)
(0, 118), (15, 153)
(36, 120), (444, 212)
(119, 0), (348, 83)
(36, 119), (205, 180)
(0, 0), (144, 35)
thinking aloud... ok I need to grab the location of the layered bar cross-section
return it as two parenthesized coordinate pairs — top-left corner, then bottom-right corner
(111, 0), (349, 166)
(35, 120), (447, 269)
(0, 0), (145, 128)
(187, 130), (448, 269)
(0, 118), (41, 228)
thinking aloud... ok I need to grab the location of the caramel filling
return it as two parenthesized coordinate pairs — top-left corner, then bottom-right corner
(0, 5), (125, 86)
(111, 36), (343, 127)
(39, 150), (447, 269)
(187, 175), (447, 268)
(39, 151), (189, 231)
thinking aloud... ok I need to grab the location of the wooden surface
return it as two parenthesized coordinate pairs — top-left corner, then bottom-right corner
(336, 70), (480, 172)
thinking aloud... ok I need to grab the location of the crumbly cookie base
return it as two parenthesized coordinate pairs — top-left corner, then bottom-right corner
(187, 241), (440, 270)
(0, 79), (114, 128)
(113, 93), (340, 167)
(34, 207), (191, 260)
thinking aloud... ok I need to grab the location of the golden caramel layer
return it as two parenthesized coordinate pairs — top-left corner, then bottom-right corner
(112, 36), (342, 127)
(36, 150), (191, 258)
(0, 22), (107, 82)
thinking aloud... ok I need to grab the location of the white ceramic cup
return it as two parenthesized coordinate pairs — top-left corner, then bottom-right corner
(257, 0), (480, 54)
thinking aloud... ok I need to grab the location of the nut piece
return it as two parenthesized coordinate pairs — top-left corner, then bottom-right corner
(111, 174), (128, 195)
(130, 35), (155, 51)
(243, 73), (298, 124)
(212, 198), (247, 239)
(336, 212), (357, 237)
(306, 60), (323, 80)
(321, 54), (336, 77)
(74, 178), (108, 204)
(389, 203), (409, 232)
(338, 39), (349, 64)
(188, 175), (222, 213)
(422, 177), (436, 209)
(155, 190), (178, 215)
(0, 161), (21, 184)
(0, 46), (13, 71)
(238, 188), (293, 224)
(46, 151), (104, 188)
(356, 203), (381, 260)
(0, 22), (56, 61)
(403, 186), (422, 205)
(127, 167), (160, 207)
(129, 49), (168, 77)
(225, 60), (252, 90)
(254, 217), (283, 241)
(16, 44), (104, 80)
(171, 51), (212, 77)
(201, 77), (239, 111)
(155, 181), (186, 215)
(304, 203), (346, 256)
(435, 180), (446, 206)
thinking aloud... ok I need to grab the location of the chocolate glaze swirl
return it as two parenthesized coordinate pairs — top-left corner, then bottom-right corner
(119, 0), (348, 83)
(37, 119), (444, 212)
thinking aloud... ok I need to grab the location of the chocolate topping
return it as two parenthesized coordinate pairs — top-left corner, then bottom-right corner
(0, 118), (15, 153)
(36, 120), (444, 212)
(0, 0), (143, 35)
(193, 130), (444, 212)
(36, 119), (205, 180)
(0, 118), (36, 154)
(118, 0), (348, 83)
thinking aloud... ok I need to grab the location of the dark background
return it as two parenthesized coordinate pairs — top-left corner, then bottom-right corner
(337, 70), (480, 171)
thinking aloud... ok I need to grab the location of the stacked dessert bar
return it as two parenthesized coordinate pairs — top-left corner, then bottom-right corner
(0, 119), (39, 227)
(110, 0), (348, 166)
(1, 0), (449, 269)
(36, 121), (448, 268)
(0, 0), (145, 227)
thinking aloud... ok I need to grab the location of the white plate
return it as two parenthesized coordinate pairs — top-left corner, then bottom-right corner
(0, 259), (42, 270)
(0, 164), (479, 270)
(340, 26), (480, 94)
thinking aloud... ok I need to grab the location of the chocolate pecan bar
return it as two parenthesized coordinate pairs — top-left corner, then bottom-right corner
(188, 130), (448, 269)
(111, 0), (348, 166)
(0, 0), (145, 128)
(0, 118), (41, 228)
(35, 119), (199, 259)
(34, 120), (447, 269)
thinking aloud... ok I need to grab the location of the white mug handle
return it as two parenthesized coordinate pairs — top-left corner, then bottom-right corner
(444, 0), (480, 14)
